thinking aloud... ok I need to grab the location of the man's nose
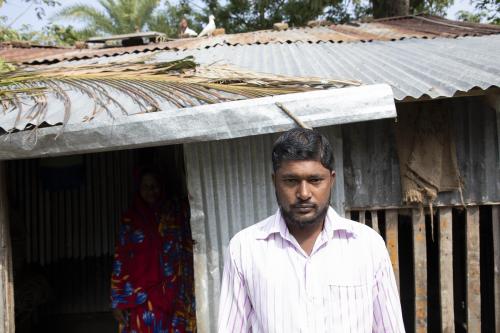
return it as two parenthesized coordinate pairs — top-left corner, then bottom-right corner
(297, 181), (312, 200)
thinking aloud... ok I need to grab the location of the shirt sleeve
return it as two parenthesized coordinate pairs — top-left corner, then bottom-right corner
(218, 243), (252, 333)
(372, 243), (406, 333)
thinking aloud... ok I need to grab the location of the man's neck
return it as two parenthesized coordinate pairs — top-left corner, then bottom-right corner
(287, 220), (325, 256)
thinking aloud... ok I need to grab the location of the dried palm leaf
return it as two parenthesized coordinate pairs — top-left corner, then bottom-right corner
(0, 56), (361, 135)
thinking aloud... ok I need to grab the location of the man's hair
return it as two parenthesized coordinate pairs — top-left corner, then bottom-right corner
(272, 128), (334, 172)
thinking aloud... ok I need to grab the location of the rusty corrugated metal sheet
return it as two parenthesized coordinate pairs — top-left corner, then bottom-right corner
(343, 97), (500, 208)
(2, 14), (499, 65)
(0, 44), (74, 64)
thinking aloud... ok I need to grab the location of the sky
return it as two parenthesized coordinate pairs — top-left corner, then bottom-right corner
(0, 0), (476, 31)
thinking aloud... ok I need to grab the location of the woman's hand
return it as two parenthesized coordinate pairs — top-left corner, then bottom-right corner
(112, 308), (128, 326)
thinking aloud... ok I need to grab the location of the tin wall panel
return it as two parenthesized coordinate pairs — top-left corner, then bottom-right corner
(343, 96), (500, 208)
(6, 150), (135, 314)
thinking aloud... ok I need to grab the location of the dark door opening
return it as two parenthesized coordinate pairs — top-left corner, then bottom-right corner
(7, 145), (195, 333)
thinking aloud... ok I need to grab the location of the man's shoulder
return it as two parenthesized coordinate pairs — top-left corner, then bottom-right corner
(229, 213), (276, 247)
(329, 210), (386, 247)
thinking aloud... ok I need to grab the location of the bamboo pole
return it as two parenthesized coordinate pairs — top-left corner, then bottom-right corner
(386, 209), (400, 291)
(466, 206), (481, 333)
(492, 205), (500, 333)
(439, 207), (454, 333)
(413, 208), (427, 333)
(0, 162), (15, 333)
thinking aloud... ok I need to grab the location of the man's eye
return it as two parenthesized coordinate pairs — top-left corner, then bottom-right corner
(309, 178), (322, 184)
(283, 179), (298, 185)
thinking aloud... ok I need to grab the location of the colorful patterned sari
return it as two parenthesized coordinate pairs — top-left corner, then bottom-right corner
(111, 195), (196, 333)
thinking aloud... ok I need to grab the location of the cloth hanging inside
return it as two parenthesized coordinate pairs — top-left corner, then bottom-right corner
(395, 103), (462, 205)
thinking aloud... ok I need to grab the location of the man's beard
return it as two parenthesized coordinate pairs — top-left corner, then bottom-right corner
(277, 192), (331, 229)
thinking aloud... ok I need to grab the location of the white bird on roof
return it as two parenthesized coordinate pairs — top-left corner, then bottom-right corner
(198, 15), (216, 38)
(184, 26), (198, 37)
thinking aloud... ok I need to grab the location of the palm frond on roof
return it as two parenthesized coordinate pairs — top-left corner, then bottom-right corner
(0, 56), (360, 134)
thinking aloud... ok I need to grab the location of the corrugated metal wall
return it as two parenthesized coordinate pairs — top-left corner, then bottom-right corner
(184, 126), (345, 332)
(344, 96), (500, 208)
(8, 151), (134, 265)
(7, 150), (135, 314)
(183, 96), (499, 332)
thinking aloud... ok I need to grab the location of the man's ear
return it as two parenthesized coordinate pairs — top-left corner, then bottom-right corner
(330, 170), (336, 188)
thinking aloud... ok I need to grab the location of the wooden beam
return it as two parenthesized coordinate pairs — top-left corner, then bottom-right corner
(0, 162), (14, 333)
(386, 209), (400, 291)
(371, 210), (380, 235)
(413, 208), (427, 333)
(466, 206), (481, 333)
(492, 205), (499, 333)
(345, 210), (351, 220)
(439, 207), (454, 333)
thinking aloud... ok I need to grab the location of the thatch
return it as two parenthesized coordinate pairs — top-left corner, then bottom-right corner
(0, 55), (360, 134)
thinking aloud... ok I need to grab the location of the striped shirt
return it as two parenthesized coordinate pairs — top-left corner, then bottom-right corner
(218, 207), (405, 333)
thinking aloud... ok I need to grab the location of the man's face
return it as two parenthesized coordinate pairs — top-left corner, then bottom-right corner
(273, 160), (335, 228)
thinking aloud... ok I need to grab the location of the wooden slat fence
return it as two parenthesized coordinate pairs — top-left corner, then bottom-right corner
(347, 205), (499, 333)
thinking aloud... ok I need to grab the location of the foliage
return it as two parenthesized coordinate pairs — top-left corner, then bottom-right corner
(202, 0), (457, 33)
(0, 15), (92, 46)
(472, 0), (499, 24)
(454, 0), (499, 24)
(0, 58), (16, 74)
(202, 0), (371, 33)
(1, 0), (60, 20)
(456, 9), (485, 23)
(52, 0), (161, 35)
(409, 0), (454, 16)
(148, 0), (203, 37)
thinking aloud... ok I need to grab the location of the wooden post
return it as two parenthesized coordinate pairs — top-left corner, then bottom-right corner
(359, 210), (366, 224)
(386, 209), (400, 291)
(466, 206), (481, 333)
(345, 210), (351, 220)
(330, 125), (346, 217)
(492, 205), (500, 333)
(439, 207), (454, 333)
(413, 208), (427, 333)
(371, 210), (380, 235)
(0, 161), (14, 333)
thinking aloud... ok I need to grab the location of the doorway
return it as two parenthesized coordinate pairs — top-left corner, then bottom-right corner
(7, 145), (193, 332)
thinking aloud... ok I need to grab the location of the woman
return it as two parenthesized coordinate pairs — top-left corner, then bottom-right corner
(111, 169), (196, 333)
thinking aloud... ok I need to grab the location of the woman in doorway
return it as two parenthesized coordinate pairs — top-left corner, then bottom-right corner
(110, 168), (196, 333)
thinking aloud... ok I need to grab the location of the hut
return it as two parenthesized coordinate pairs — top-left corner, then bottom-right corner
(0, 14), (499, 333)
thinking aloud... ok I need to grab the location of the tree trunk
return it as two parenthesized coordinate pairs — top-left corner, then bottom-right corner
(372, 0), (409, 18)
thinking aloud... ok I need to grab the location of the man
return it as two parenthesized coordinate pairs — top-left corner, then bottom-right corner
(178, 18), (198, 38)
(218, 128), (405, 332)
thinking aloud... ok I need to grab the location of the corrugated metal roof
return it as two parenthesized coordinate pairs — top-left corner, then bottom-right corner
(0, 85), (396, 159)
(147, 34), (500, 100)
(2, 14), (499, 64)
(1, 35), (497, 136)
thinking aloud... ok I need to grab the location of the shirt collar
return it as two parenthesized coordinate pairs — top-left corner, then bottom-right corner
(256, 206), (357, 240)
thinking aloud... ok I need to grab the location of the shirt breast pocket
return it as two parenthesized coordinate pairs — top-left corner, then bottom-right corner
(323, 277), (372, 331)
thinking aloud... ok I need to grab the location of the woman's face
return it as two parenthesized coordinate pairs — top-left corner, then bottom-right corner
(140, 174), (161, 205)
